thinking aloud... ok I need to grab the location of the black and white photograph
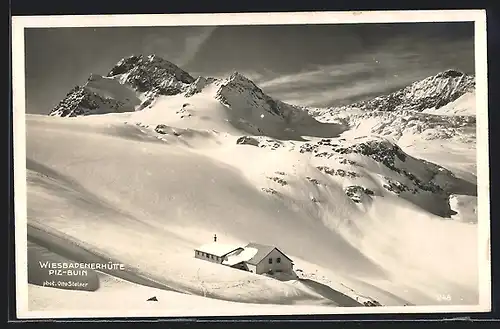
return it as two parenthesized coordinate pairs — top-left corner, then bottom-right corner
(12, 10), (490, 318)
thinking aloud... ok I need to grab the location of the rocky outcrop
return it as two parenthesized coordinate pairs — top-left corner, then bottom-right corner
(335, 140), (407, 171)
(267, 176), (288, 186)
(236, 136), (260, 146)
(331, 69), (475, 113)
(107, 54), (195, 95)
(214, 72), (308, 124)
(49, 86), (126, 117)
(308, 70), (476, 141)
(344, 185), (375, 203)
(50, 54), (196, 117)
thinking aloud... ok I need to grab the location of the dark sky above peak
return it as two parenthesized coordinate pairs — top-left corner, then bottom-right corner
(24, 22), (474, 114)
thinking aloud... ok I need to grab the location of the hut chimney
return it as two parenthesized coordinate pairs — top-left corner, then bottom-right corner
(214, 234), (217, 242)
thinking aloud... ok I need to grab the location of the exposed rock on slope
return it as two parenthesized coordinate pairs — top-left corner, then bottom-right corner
(236, 134), (476, 217)
(213, 72), (312, 124)
(50, 54), (195, 117)
(50, 85), (130, 118)
(107, 54), (195, 94)
(329, 69), (475, 113)
(48, 56), (478, 218)
(308, 70), (476, 142)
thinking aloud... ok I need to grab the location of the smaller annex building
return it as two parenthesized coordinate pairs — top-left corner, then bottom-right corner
(194, 243), (243, 265)
(194, 239), (294, 276)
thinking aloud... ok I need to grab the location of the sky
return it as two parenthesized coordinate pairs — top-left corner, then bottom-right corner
(24, 22), (474, 115)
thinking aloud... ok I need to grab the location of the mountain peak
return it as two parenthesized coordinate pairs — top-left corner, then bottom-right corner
(49, 54), (196, 117)
(229, 71), (247, 79)
(436, 69), (469, 79)
(222, 71), (262, 93)
(107, 54), (181, 76)
(227, 71), (255, 84)
(106, 54), (195, 94)
(326, 69), (475, 114)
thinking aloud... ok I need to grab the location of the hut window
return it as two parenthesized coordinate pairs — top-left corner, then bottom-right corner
(268, 258), (273, 264)
(277, 257), (281, 263)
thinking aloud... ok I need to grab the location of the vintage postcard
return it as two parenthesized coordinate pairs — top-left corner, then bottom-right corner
(12, 10), (490, 319)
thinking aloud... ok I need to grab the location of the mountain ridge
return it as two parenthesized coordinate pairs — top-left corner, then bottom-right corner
(317, 68), (475, 115)
(49, 55), (475, 119)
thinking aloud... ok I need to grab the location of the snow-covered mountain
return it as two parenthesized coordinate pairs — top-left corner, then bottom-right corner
(50, 55), (195, 117)
(50, 58), (475, 140)
(27, 54), (480, 315)
(107, 54), (195, 88)
(304, 69), (477, 184)
(50, 58), (317, 132)
(316, 69), (475, 114)
(308, 70), (475, 135)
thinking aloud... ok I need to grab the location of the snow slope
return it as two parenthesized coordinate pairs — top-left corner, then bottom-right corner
(22, 56), (483, 316)
(28, 271), (359, 317)
(423, 91), (476, 116)
(26, 115), (388, 306)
